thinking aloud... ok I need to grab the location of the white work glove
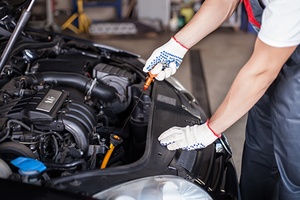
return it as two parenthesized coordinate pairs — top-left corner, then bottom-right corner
(143, 37), (188, 81)
(158, 121), (221, 151)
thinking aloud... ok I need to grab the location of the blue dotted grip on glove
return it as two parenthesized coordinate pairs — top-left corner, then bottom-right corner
(182, 143), (206, 151)
(146, 51), (183, 71)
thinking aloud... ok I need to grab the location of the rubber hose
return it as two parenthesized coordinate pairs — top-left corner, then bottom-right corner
(10, 38), (60, 59)
(20, 72), (117, 101)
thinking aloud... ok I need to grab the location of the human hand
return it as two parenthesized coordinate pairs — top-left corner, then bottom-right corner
(143, 37), (188, 81)
(158, 121), (221, 151)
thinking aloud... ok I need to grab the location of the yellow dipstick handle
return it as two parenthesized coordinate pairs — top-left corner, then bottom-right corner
(100, 135), (122, 169)
(143, 71), (157, 91)
(100, 143), (115, 169)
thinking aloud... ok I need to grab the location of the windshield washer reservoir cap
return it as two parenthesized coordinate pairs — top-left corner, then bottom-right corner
(11, 157), (46, 176)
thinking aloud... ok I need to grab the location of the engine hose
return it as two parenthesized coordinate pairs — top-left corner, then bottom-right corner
(51, 135), (59, 160)
(100, 143), (115, 169)
(0, 119), (31, 143)
(20, 72), (117, 101)
(10, 37), (60, 60)
(43, 159), (86, 170)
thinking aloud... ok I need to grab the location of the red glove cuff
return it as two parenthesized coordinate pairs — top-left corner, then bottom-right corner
(172, 36), (189, 50)
(207, 119), (221, 138)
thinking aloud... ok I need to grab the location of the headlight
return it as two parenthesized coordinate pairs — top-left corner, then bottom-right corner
(93, 175), (212, 200)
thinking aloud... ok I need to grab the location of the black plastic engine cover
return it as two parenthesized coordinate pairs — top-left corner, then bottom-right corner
(7, 89), (69, 122)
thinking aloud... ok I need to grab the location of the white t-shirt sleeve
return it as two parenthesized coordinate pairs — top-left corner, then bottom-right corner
(258, 0), (300, 47)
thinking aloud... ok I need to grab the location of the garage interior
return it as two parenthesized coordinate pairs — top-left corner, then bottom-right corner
(28, 0), (258, 178)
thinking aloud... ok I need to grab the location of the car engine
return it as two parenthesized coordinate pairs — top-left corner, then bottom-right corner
(0, 38), (150, 183)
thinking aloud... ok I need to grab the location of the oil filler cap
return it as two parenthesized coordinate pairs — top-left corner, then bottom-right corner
(11, 157), (46, 176)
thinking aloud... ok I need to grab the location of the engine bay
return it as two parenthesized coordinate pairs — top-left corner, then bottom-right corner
(0, 36), (151, 184)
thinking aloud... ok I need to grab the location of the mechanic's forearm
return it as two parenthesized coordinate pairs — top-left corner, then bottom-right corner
(209, 38), (297, 135)
(209, 63), (273, 135)
(175, 0), (240, 48)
